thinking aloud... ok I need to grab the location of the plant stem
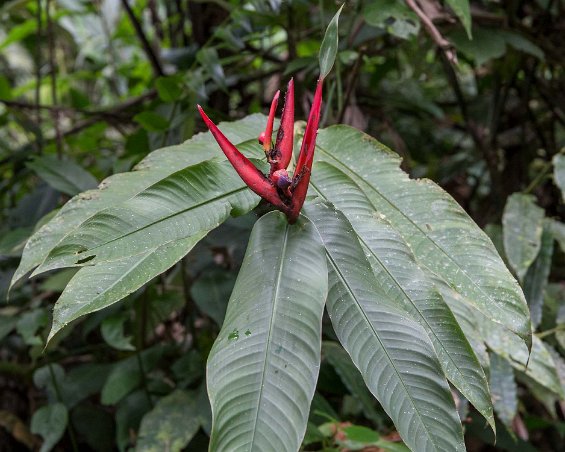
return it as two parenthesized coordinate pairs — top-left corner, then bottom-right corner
(135, 290), (154, 408)
(535, 324), (565, 339)
(524, 159), (554, 194)
(34, 0), (43, 154)
(46, 0), (63, 158)
(180, 257), (198, 349)
(120, 0), (164, 77)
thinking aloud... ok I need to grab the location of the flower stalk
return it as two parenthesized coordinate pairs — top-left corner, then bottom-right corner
(198, 77), (323, 223)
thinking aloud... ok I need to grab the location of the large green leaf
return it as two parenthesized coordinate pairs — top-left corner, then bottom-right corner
(30, 403), (68, 452)
(481, 318), (563, 397)
(312, 125), (530, 344)
(11, 115), (267, 288)
(523, 227), (554, 329)
(431, 277), (489, 368)
(363, 0), (420, 40)
(554, 153), (565, 201)
(27, 155), (99, 196)
(546, 218), (565, 253)
(489, 353), (517, 427)
(445, 0), (472, 38)
(322, 341), (383, 426)
(502, 193), (544, 282)
(33, 158), (259, 274)
(47, 233), (204, 343)
(309, 162), (493, 430)
(136, 390), (201, 452)
(303, 200), (465, 452)
(207, 211), (328, 452)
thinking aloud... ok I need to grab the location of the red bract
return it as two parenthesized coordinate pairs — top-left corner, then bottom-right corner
(261, 90), (280, 155)
(198, 77), (323, 223)
(288, 78), (323, 222)
(270, 78), (295, 173)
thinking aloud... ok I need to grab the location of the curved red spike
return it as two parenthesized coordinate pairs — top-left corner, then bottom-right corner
(288, 78), (323, 222)
(197, 105), (286, 209)
(272, 78), (295, 171)
(262, 90), (280, 154)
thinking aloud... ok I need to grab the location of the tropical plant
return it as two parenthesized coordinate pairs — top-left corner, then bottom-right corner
(7, 6), (543, 452)
(2, 1), (565, 451)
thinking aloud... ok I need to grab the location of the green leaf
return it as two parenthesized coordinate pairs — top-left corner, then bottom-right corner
(342, 425), (379, 443)
(0, 316), (18, 342)
(30, 403), (68, 452)
(304, 200), (465, 452)
(207, 211), (328, 452)
(27, 155), (98, 196)
(134, 111), (170, 132)
(310, 163), (494, 431)
(155, 75), (184, 102)
(489, 353), (517, 427)
(136, 390), (201, 452)
(445, 0), (472, 38)
(0, 227), (32, 257)
(0, 18), (36, 51)
(338, 424), (410, 451)
(322, 341), (383, 426)
(449, 27), (543, 65)
(0, 74), (13, 100)
(72, 404), (114, 452)
(12, 114), (266, 289)
(197, 48), (227, 90)
(190, 269), (235, 326)
(171, 350), (204, 388)
(502, 193), (545, 282)
(553, 153), (565, 201)
(34, 158), (260, 274)
(16, 308), (48, 346)
(313, 125), (530, 347)
(523, 227), (553, 328)
(116, 390), (153, 452)
(501, 31), (544, 60)
(449, 27), (506, 66)
(47, 234), (204, 343)
(363, 0), (420, 39)
(524, 336), (564, 398)
(101, 313), (135, 351)
(430, 276), (489, 368)
(319, 4), (343, 79)
(101, 345), (165, 405)
(482, 318), (563, 397)
(546, 218), (565, 253)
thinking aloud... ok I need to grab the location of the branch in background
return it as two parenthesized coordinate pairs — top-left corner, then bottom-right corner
(0, 91), (157, 167)
(405, 0), (458, 65)
(95, 0), (122, 97)
(34, 0), (43, 154)
(338, 50), (364, 123)
(46, 0), (63, 158)
(438, 51), (506, 213)
(120, 0), (165, 77)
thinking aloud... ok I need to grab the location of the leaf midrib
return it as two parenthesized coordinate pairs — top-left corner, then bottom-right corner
(310, 182), (486, 411)
(248, 223), (289, 450)
(325, 251), (442, 452)
(58, 185), (250, 258)
(313, 149), (527, 330)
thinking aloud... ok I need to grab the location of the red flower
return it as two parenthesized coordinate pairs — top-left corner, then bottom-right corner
(198, 77), (323, 223)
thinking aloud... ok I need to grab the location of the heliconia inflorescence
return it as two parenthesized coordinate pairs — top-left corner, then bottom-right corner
(197, 76), (323, 223)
